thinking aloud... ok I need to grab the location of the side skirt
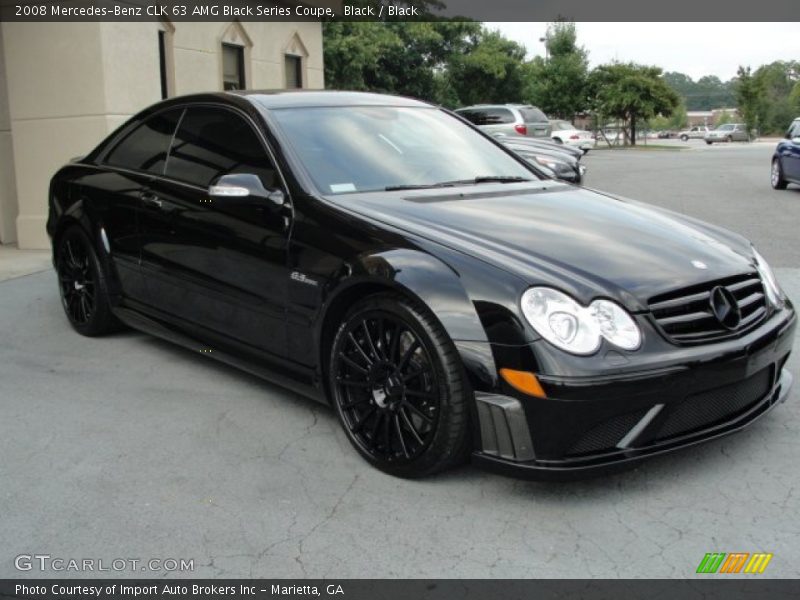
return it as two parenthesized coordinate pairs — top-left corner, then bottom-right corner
(112, 305), (326, 404)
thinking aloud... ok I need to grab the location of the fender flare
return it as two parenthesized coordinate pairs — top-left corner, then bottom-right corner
(316, 248), (499, 391)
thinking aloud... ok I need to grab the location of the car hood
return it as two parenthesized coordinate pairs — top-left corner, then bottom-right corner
(335, 182), (756, 311)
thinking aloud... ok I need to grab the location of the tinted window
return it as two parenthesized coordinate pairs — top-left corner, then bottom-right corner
(456, 108), (515, 125)
(271, 106), (536, 194)
(519, 107), (548, 123)
(165, 107), (276, 188)
(105, 109), (182, 173)
(789, 121), (800, 139)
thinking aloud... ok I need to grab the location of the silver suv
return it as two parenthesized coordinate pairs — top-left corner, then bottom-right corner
(455, 104), (551, 138)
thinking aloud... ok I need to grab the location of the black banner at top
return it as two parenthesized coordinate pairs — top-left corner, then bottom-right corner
(1, 0), (798, 22)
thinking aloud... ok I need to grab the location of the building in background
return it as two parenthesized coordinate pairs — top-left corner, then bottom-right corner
(0, 19), (326, 249)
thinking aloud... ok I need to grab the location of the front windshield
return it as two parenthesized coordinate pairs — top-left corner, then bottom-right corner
(270, 106), (537, 194)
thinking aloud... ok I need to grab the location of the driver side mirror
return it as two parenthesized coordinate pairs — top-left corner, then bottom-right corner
(208, 173), (285, 207)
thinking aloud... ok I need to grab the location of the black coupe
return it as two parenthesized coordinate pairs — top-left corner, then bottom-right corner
(48, 91), (795, 478)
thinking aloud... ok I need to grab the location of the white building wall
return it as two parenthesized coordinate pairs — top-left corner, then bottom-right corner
(0, 26), (18, 244)
(1, 20), (324, 249)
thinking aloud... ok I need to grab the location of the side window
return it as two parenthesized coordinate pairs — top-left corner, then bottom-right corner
(788, 122), (800, 139)
(165, 107), (276, 188)
(457, 108), (513, 126)
(105, 109), (183, 173)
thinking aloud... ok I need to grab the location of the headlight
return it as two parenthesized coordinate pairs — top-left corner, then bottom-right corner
(752, 247), (784, 308)
(520, 287), (642, 355)
(533, 155), (568, 171)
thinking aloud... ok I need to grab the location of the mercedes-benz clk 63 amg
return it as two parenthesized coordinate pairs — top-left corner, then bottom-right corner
(48, 91), (795, 478)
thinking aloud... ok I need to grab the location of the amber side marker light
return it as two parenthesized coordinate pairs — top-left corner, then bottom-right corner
(499, 368), (547, 398)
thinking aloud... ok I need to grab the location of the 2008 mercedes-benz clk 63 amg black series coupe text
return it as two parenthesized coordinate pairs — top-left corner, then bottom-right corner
(48, 91), (795, 478)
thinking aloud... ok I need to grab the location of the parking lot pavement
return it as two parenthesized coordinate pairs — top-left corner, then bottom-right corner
(2, 148), (799, 579)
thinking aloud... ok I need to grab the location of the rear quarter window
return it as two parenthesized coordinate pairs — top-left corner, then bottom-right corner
(519, 107), (548, 123)
(104, 109), (183, 173)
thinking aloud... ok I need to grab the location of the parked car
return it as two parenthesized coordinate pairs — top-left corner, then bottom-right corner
(657, 130), (676, 139)
(679, 126), (711, 141)
(501, 139), (586, 183)
(549, 120), (593, 151)
(48, 91), (794, 479)
(705, 123), (750, 144)
(771, 117), (800, 190)
(454, 104), (551, 138)
(491, 133), (585, 161)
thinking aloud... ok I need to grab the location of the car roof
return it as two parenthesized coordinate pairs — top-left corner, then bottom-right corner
(145, 90), (432, 114)
(235, 90), (431, 109)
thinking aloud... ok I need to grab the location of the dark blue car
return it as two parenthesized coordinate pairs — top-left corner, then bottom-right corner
(772, 118), (800, 190)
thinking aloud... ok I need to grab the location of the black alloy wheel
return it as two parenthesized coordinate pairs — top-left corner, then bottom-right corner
(329, 294), (469, 477)
(56, 227), (119, 336)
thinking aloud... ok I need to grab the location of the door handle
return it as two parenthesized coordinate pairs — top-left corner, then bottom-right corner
(140, 191), (163, 209)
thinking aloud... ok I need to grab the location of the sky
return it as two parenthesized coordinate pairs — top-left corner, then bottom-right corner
(492, 23), (799, 81)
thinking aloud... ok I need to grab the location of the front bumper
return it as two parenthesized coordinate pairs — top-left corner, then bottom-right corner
(472, 311), (795, 480)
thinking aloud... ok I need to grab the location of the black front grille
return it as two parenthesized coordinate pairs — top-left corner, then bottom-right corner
(656, 367), (772, 441)
(649, 273), (768, 344)
(567, 409), (649, 456)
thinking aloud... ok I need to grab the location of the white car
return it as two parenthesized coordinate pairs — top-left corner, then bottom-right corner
(550, 120), (594, 151)
(678, 126), (710, 141)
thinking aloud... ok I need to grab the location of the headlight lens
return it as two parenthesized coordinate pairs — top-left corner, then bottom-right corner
(752, 247), (784, 308)
(589, 299), (642, 350)
(533, 155), (568, 171)
(520, 287), (642, 355)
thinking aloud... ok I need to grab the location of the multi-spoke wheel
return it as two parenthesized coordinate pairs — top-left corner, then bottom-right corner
(55, 227), (119, 336)
(329, 294), (469, 477)
(771, 159), (788, 190)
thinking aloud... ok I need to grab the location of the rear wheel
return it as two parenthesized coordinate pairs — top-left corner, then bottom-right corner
(706, 140), (713, 145)
(771, 158), (788, 190)
(55, 226), (120, 336)
(329, 294), (469, 477)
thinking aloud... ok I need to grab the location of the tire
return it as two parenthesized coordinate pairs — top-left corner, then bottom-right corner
(552, 137), (563, 144)
(706, 141), (713, 145)
(771, 158), (788, 190)
(726, 135), (733, 143)
(680, 135), (688, 141)
(55, 226), (121, 336)
(328, 293), (470, 478)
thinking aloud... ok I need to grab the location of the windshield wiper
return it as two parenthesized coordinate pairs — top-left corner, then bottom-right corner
(385, 176), (532, 191)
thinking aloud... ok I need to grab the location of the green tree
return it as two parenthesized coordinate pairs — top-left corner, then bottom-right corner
(587, 62), (680, 146)
(791, 81), (800, 116)
(322, 21), (482, 106)
(734, 65), (765, 137)
(441, 29), (529, 106)
(752, 61), (800, 134)
(525, 21), (589, 119)
(663, 72), (735, 111)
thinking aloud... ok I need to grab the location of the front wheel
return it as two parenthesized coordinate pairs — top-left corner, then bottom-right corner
(55, 226), (120, 336)
(726, 135), (733, 143)
(706, 140), (713, 145)
(772, 159), (788, 190)
(680, 135), (689, 141)
(328, 294), (470, 478)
